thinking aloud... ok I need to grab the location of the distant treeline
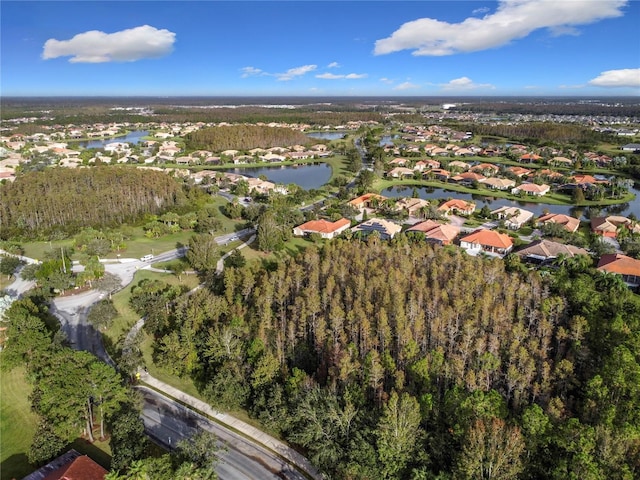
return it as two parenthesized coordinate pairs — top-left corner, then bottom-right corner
(454, 122), (619, 146)
(184, 124), (315, 152)
(452, 101), (640, 117)
(0, 167), (186, 239)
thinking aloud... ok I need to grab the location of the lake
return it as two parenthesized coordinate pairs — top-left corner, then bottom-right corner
(225, 163), (332, 190)
(77, 130), (149, 149)
(382, 185), (640, 220)
(306, 131), (347, 141)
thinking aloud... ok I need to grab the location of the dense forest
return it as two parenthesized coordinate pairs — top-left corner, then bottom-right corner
(454, 122), (619, 146)
(184, 124), (314, 152)
(132, 239), (640, 479)
(0, 167), (186, 239)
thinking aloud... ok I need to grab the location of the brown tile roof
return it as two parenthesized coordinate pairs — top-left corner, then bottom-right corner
(42, 455), (107, 480)
(537, 213), (581, 233)
(516, 239), (588, 259)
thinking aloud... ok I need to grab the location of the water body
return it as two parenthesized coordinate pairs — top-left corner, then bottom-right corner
(380, 135), (399, 146)
(77, 130), (149, 149)
(225, 163), (332, 190)
(306, 131), (347, 141)
(382, 185), (640, 220)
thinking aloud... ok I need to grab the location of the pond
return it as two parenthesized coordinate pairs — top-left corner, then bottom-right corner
(380, 135), (399, 146)
(76, 130), (149, 149)
(306, 131), (347, 141)
(382, 185), (640, 220)
(225, 163), (332, 190)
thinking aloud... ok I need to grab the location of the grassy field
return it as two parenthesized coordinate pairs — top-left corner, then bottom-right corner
(0, 364), (113, 480)
(0, 366), (39, 480)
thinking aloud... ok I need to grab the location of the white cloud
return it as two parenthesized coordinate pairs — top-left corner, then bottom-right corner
(316, 72), (367, 80)
(393, 82), (420, 91)
(588, 68), (640, 88)
(374, 0), (627, 56)
(328, 62), (340, 68)
(42, 25), (175, 63)
(316, 73), (342, 80)
(440, 77), (495, 91)
(379, 77), (394, 84)
(240, 66), (265, 78)
(472, 7), (490, 16)
(275, 64), (317, 81)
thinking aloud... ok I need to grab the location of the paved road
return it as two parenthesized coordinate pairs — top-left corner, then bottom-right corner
(139, 387), (308, 480)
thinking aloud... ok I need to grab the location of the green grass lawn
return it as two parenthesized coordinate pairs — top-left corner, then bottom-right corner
(0, 365), (113, 480)
(0, 366), (39, 480)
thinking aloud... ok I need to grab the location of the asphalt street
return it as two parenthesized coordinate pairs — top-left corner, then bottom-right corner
(139, 387), (308, 480)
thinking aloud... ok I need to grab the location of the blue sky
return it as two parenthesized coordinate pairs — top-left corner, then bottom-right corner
(2, 0), (639, 96)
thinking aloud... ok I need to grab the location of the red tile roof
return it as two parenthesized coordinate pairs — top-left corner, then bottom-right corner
(42, 455), (107, 480)
(461, 229), (514, 249)
(295, 218), (350, 234)
(597, 254), (640, 277)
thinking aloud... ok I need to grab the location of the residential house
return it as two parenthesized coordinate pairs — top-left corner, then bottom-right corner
(597, 254), (640, 289)
(387, 167), (415, 178)
(351, 218), (402, 240)
(293, 218), (351, 239)
(511, 183), (550, 196)
(550, 156), (573, 166)
(448, 160), (470, 171)
(516, 239), (589, 265)
(470, 163), (500, 176)
(536, 213), (581, 233)
(22, 449), (107, 480)
(389, 157), (409, 166)
(348, 193), (388, 211)
(233, 155), (254, 164)
(519, 153), (543, 163)
(482, 177), (515, 190)
(492, 206), (534, 229)
(450, 171), (486, 185)
(437, 199), (476, 216)
(260, 152), (287, 162)
(591, 216), (639, 238)
(394, 197), (430, 216)
(621, 143), (640, 152)
(427, 168), (451, 181)
(508, 166), (532, 178)
(407, 220), (460, 245)
(459, 229), (514, 257)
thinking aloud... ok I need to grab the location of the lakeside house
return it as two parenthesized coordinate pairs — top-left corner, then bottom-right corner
(511, 183), (550, 196)
(591, 216), (639, 238)
(536, 213), (581, 233)
(348, 193), (388, 212)
(437, 199), (476, 216)
(491, 206), (534, 230)
(394, 197), (430, 216)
